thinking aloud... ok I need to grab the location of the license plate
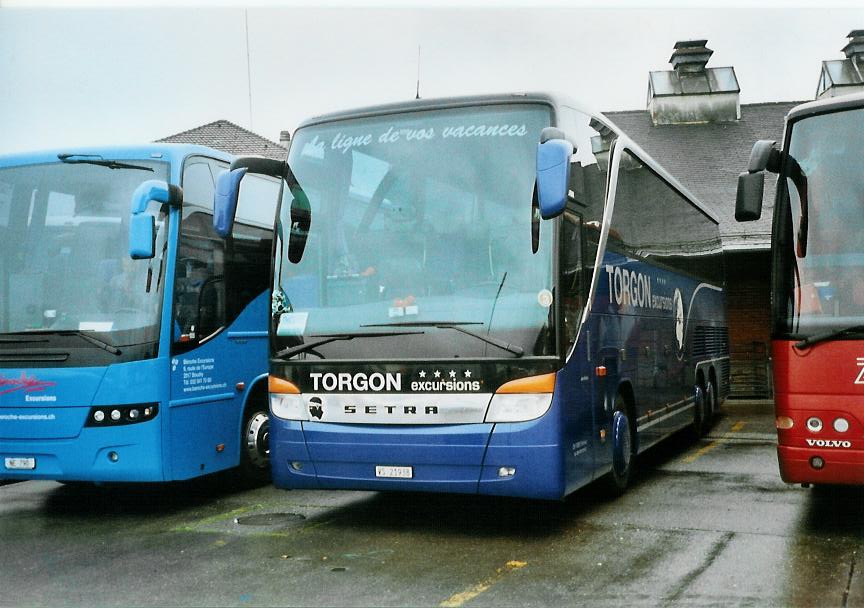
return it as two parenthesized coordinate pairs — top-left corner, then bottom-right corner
(4, 457), (36, 470)
(375, 465), (412, 479)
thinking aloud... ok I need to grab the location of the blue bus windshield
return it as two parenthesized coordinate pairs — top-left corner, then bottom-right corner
(274, 104), (556, 359)
(0, 160), (169, 346)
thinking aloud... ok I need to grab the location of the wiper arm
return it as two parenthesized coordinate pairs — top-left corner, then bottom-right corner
(361, 321), (483, 328)
(361, 321), (523, 357)
(794, 325), (864, 350)
(58, 154), (154, 172)
(438, 324), (523, 357)
(273, 330), (424, 360)
(4, 330), (121, 355)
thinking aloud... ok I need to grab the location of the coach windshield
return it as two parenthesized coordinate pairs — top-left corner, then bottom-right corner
(273, 103), (557, 360)
(776, 107), (864, 341)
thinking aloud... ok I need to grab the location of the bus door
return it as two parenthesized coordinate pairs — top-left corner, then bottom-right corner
(166, 158), (273, 480)
(560, 209), (598, 487)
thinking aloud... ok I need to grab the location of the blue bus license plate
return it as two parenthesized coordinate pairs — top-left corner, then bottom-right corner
(375, 465), (412, 479)
(4, 457), (36, 470)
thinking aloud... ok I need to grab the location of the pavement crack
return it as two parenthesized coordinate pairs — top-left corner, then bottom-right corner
(664, 531), (734, 604)
(842, 549), (857, 608)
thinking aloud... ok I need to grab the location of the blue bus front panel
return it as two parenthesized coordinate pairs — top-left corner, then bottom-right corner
(0, 359), (167, 482)
(270, 390), (572, 500)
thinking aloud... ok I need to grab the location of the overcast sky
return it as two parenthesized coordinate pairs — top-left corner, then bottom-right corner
(1, 4), (863, 154)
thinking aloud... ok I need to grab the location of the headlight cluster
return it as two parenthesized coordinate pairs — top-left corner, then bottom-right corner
(85, 403), (159, 427)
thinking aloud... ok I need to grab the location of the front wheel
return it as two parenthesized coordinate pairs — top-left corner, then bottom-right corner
(239, 408), (271, 485)
(604, 395), (635, 495)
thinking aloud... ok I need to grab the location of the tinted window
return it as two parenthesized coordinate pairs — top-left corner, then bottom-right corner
(611, 150), (722, 285)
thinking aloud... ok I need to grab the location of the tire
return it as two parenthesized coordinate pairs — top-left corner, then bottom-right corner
(604, 394), (635, 495)
(238, 406), (271, 485)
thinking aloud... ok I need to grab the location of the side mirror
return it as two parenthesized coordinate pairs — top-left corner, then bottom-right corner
(213, 156), (284, 237)
(735, 140), (778, 222)
(213, 167), (247, 238)
(735, 172), (765, 222)
(536, 138), (574, 220)
(287, 184), (312, 264)
(128, 180), (182, 259)
(129, 214), (155, 259)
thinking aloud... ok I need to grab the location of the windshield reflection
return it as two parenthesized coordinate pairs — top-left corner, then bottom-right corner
(273, 104), (555, 359)
(0, 160), (169, 345)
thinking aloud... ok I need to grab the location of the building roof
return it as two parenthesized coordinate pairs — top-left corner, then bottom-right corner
(157, 119), (287, 160)
(604, 101), (803, 250)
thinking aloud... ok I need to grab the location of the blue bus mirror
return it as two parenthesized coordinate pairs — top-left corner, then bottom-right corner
(536, 138), (573, 220)
(129, 213), (155, 259)
(129, 180), (180, 259)
(130, 180), (182, 214)
(213, 167), (248, 238)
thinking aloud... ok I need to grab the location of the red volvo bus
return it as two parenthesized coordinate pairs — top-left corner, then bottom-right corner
(736, 92), (864, 486)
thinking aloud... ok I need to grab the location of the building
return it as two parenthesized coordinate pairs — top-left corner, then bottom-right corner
(606, 39), (804, 397)
(157, 119), (288, 160)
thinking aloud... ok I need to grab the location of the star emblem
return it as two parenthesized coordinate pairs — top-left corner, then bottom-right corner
(434, 370), (441, 378)
(449, 370), (456, 379)
(419, 370), (427, 378)
(464, 370), (472, 378)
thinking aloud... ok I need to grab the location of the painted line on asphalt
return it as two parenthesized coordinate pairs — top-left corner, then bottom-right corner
(439, 560), (527, 607)
(682, 421), (747, 463)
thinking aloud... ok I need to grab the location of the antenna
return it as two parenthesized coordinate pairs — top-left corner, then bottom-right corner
(245, 9), (254, 130)
(415, 45), (421, 100)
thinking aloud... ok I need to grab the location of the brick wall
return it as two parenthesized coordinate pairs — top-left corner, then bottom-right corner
(725, 250), (772, 397)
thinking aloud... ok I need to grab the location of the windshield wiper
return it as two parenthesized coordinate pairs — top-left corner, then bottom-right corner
(273, 330), (424, 360)
(361, 321), (523, 357)
(2, 330), (121, 355)
(794, 325), (864, 350)
(58, 154), (154, 172)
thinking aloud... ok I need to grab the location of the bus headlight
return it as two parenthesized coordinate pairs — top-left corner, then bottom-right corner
(485, 373), (556, 423)
(269, 393), (307, 420)
(85, 403), (158, 427)
(268, 375), (306, 420)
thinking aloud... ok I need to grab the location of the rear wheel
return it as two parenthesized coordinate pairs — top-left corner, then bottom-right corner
(604, 394), (635, 495)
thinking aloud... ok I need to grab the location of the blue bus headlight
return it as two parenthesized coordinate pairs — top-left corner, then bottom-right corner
(86, 403), (159, 427)
(484, 373), (556, 423)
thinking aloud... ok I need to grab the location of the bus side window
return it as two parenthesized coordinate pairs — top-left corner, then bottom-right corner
(173, 159), (226, 347)
(229, 174), (277, 318)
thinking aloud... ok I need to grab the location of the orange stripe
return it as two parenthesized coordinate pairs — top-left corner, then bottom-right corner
(495, 372), (556, 394)
(268, 375), (300, 394)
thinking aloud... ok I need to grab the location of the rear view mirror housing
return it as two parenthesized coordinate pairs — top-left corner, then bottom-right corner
(128, 180), (182, 259)
(213, 156), (285, 238)
(735, 140), (779, 223)
(536, 136), (574, 220)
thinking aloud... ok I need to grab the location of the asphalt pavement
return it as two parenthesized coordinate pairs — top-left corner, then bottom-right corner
(1, 399), (862, 607)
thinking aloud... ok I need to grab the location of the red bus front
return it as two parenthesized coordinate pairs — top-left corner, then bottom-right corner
(773, 341), (864, 484)
(766, 100), (864, 485)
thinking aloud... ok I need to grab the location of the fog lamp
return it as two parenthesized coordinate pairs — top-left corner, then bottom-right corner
(810, 456), (825, 470)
